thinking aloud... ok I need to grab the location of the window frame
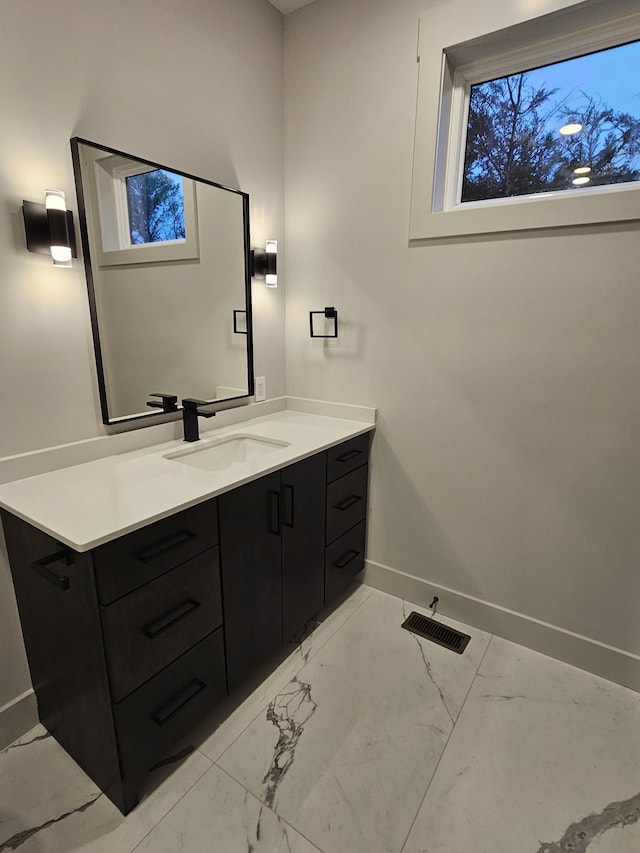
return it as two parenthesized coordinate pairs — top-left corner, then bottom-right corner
(409, 0), (640, 241)
(88, 153), (199, 266)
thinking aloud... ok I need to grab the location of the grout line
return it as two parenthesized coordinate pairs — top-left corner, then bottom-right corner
(215, 764), (325, 852)
(399, 634), (495, 852)
(129, 757), (214, 853)
(290, 584), (375, 675)
(211, 585), (374, 765)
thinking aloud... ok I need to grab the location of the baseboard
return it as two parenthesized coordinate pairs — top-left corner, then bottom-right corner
(362, 559), (640, 694)
(0, 689), (38, 750)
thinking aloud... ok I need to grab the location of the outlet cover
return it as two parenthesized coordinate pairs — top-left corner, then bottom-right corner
(255, 376), (266, 401)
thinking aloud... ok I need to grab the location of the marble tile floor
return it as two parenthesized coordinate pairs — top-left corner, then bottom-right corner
(2, 584), (640, 853)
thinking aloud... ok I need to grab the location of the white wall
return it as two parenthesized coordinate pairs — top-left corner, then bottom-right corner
(0, 0), (284, 741)
(284, 0), (640, 664)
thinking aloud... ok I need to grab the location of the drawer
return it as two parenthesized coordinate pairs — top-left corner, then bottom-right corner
(113, 628), (227, 781)
(102, 548), (222, 702)
(326, 464), (368, 544)
(327, 433), (370, 483)
(325, 520), (366, 602)
(94, 499), (218, 604)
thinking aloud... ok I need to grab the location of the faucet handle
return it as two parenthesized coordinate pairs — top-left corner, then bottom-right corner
(147, 393), (179, 413)
(182, 398), (217, 418)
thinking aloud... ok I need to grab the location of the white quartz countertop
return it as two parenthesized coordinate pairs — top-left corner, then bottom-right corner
(0, 411), (374, 552)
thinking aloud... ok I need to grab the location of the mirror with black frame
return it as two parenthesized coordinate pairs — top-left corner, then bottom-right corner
(70, 137), (254, 425)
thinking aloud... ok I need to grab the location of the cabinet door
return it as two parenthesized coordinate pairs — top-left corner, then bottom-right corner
(218, 471), (282, 691)
(1, 511), (123, 811)
(281, 453), (326, 641)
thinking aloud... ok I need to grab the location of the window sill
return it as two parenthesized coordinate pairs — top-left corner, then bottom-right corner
(410, 180), (640, 241)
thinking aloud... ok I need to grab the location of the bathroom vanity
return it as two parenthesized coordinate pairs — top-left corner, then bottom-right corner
(0, 410), (373, 814)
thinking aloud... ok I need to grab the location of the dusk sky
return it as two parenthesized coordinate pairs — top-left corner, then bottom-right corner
(524, 39), (640, 126)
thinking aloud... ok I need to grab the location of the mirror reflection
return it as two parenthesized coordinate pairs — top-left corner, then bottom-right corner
(71, 138), (253, 424)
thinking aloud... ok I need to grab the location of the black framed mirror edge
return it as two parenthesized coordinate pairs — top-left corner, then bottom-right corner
(69, 137), (255, 426)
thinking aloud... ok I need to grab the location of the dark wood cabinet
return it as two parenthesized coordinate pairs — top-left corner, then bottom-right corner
(101, 548), (223, 702)
(1, 499), (225, 816)
(218, 470), (283, 691)
(2, 432), (371, 816)
(326, 463), (368, 545)
(281, 453), (327, 641)
(94, 499), (218, 604)
(219, 452), (328, 690)
(113, 629), (226, 782)
(327, 432), (370, 482)
(1, 513), (125, 810)
(325, 519), (367, 601)
(324, 434), (370, 602)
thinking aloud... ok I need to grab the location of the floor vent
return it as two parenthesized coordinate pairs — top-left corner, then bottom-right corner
(402, 611), (471, 654)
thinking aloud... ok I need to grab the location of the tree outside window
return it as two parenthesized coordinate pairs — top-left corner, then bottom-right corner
(461, 40), (640, 203)
(125, 170), (186, 245)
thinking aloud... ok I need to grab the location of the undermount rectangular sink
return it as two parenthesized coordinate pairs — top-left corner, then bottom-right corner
(164, 434), (291, 472)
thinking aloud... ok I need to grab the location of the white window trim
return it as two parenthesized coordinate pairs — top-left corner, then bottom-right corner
(410, 0), (640, 241)
(85, 152), (199, 266)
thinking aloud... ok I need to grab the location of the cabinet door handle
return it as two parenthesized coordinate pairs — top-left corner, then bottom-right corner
(151, 678), (206, 726)
(135, 530), (197, 564)
(336, 448), (362, 463)
(283, 484), (294, 528)
(30, 549), (72, 591)
(335, 494), (361, 512)
(142, 598), (201, 638)
(334, 549), (360, 569)
(268, 490), (281, 535)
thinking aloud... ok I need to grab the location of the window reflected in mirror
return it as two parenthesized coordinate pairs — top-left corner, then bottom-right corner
(125, 169), (186, 245)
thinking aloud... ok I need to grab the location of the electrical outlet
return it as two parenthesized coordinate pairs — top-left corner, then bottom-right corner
(255, 376), (266, 401)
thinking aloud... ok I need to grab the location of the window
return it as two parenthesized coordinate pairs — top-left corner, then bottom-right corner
(81, 150), (199, 266)
(409, 0), (640, 240)
(125, 169), (186, 245)
(461, 40), (640, 204)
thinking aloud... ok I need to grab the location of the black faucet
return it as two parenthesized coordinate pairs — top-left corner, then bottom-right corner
(181, 398), (217, 442)
(146, 393), (179, 414)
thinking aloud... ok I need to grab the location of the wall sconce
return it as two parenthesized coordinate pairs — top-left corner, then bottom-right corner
(251, 240), (277, 287)
(22, 189), (77, 267)
(310, 306), (338, 338)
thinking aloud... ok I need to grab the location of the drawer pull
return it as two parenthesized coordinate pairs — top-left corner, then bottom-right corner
(30, 549), (72, 591)
(135, 530), (197, 564)
(335, 494), (362, 512)
(142, 598), (201, 638)
(283, 484), (295, 528)
(151, 678), (206, 726)
(336, 448), (362, 463)
(335, 549), (360, 569)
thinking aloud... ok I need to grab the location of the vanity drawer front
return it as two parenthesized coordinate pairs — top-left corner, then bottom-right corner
(102, 548), (222, 702)
(325, 520), (366, 602)
(326, 433), (370, 483)
(326, 464), (369, 545)
(114, 628), (227, 781)
(95, 500), (218, 604)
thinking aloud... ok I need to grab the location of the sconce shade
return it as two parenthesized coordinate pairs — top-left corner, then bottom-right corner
(251, 240), (278, 287)
(23, 189), (77, 267)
